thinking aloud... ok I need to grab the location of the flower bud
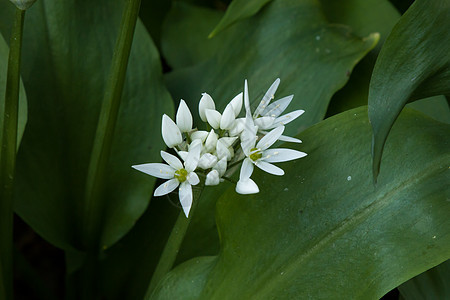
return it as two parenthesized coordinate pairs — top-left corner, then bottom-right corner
(198, 153), (218, 169)
(176, 99), (193, 132)
(204, 129), (218, 153)
(162, 114), (182, 148)
(229, 92), (243, 117)
(220, 104), (236, 130)
(199, 93), (215, 122)
(205, 170), (220, 186)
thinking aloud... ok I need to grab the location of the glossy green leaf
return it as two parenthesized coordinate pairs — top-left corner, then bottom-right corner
(165, 0), (379, 138)
(162, 2), (224, 69)
(208, 0), (272, 38)
(319, 0), (400, 115)
(399, 260), (450, 299)
(0, 32), (27, 151)
(151, 107), (450, 299)
(368, 0), (450, 181)
(406, 95), (450, 124)
(0, 0), (173, 251)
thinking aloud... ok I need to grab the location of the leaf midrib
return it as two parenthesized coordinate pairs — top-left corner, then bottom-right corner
(235, 156), (449, 299)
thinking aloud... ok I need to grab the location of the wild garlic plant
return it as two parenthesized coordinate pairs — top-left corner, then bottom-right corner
(132, 78), (307, 218)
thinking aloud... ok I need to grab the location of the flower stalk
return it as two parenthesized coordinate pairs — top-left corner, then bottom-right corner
(0, 8), (25, 300)
(82, 0), (142, 250)
(144, 183), (204, 297)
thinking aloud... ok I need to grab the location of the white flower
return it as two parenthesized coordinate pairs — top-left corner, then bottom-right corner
(198, 153), (218, 169)
(205, 157), (227, 186)
(249, 78), (305, 143)
(236, 122), (307, 194)
(204, 129), (218, 153)
(162, 114), (183, 148)
(204, 92), (243, 130)
(198, 93), (216, 122)
(132, 141), (202, 217)
(205, 170), (220, 186)
(176, 99), (193, 133)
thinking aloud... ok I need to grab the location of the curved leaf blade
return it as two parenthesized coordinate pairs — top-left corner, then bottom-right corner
(368, 0), (450, 181)
(0, 0), (173, 251)
(151, 107), (450, 299)
(399, 259), (450, 300)
(0, 32), (27, 152)
(166, 0), (379, 137)
(208, 0), (273, 38)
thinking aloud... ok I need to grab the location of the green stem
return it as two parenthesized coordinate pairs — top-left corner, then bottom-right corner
(144, 184), (204, 298)
(82, 0), (142, 250)
(0, 8), (25, 300)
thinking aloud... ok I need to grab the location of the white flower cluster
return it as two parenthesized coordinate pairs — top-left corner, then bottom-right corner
(132, 79), (307, 217)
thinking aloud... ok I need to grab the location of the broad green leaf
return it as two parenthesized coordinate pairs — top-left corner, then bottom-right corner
(0, 0), (173, 251)
(161, 2), (225, 68)
(208, 0), (272, 38)
(406, 95), (450, 124)
(0, 32), (27, 150)
(399, 260), (450, 299)
(165, 0), (379, 138)
(368, 0), (450, 181)
(151, 107), (450, 299)
(319, 0), (400, 115)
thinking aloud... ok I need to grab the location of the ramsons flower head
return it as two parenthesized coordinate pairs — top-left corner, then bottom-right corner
(133, 78), (307, 217)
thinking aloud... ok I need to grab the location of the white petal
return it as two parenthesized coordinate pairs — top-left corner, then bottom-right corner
(255, 161), (284, 175)
(205, 109), (221, 129)
(218, 136), (237, 148)
(154, 178), (179, 196)
(198, 153), (218, 169)
(160, 151), (183, 170)
(254, 78), (280, 117)
(236, 178), (259, 194)
(256, 126), (285, 150)
(205, 170), (220, 186)
(220, 104), (236, 130)
(244, 79), (252, 118)
(216, 139), (232, 161)
(229, 92), (243, 117)
(162, 114), (183, 148)
(204, 129), (218, 153)
(229, 118), (245, 136)
(262, 148), (307, 163)
(262, 95), (293, 118)
(254, 116), (275, 130)
(199, 93), (215, 122)
(213, 157), (227, 177)
(187, 172), (200, 185)
(179, 182), (193, 217)
(277, 134), (302, 143)
(269, 110), (305, 128)
(239, 158), (254, 180)
(176, 99), (193, 132)
(190, 130), (209, 142)
(177, 150), (188, 161)
(185, 139), (202, 172)
(132, 163), (175, 179)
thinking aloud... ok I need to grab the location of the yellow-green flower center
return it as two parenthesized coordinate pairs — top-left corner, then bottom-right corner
(249, 147), (262, 161)
(174, 168), (188, 182)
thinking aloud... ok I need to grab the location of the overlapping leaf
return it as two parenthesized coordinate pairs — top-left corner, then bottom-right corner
(399, 260), (450, 300)
(151, 107), (450, 299)
(368, 0), (450, 181)
(0, 0), (173, 252)
(208, 0), (273, 38)
(0, 32), (27, 150)
(164, 0), (379, 137)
